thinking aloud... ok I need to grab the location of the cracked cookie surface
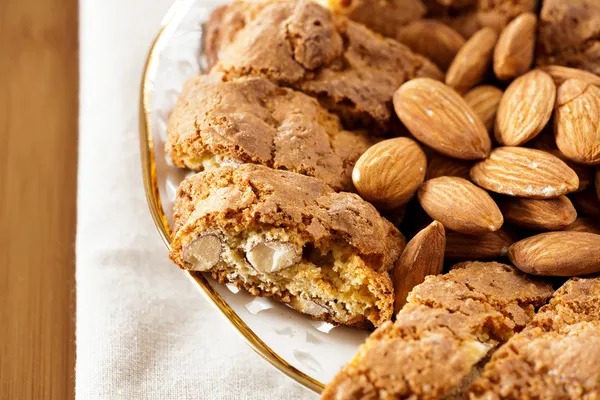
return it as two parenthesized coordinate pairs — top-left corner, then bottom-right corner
(470, 276), (600, 399)
(204, 0), (443, 130)
(166, 75), (373, 191)
(321, 262), (553, 399)
(170, 164), (406, 327)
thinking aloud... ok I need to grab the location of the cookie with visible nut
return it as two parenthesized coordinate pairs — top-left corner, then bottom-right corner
(166, 75), (373, 191)
(170, 164), (406, 327)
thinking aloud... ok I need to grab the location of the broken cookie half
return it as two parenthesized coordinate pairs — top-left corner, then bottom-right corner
(169, 164), (406, 327)
(166, 75), (373, 191)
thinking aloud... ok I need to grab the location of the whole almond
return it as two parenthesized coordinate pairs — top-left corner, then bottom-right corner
(493, 12), (537, 81)
(572, 189), (600, 220)
(528, 133), (594, 192)
(445, 228), (515, 260)
(463, 85), (503, 132)
(509, 232), (600, 276)
(555, 79), (600, 165)
(397, 19), (466, 71)
(495, 70), (556, 146)
(393, 221), (445, 313)
(539, 65), (600, 88)
(418, 176), (503, 234)
(446, 27), (498, 94)
(352, 137), (426, 209)
(394, 78), (491, 160)
(426, 152), (473, 180)
(564, 217), (600, 235)
(499, 196), (577, 230)
(470, 147), (579, 198)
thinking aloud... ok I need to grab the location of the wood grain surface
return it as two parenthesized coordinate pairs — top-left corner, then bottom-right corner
(0, 0), (78, 399)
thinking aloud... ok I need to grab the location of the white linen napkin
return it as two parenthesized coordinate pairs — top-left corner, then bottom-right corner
(76, 0), (318, 398)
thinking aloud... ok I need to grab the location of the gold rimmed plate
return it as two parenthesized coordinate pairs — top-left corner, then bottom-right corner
(139, 0), (370, 393)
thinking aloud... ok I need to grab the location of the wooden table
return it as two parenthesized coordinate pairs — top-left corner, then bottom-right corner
(0, 0), (78, 399)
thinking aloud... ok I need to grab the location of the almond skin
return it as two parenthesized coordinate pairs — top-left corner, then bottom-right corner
(493, 12), (537, 81)
(564, 217), (600, 235)
(463, 85), (503, 132)
(509, 232), (600, 276)
(572, 189), (600, 220)
(495, 69), (556, 146)
(394, 78), (491, 160)
(426, 152), (473, 180)
(352, 137), (426, 210)
(539, 65), (600, 88)
(418, 176), (503, 234)
(554, 79), (600, 165)
(397, 19), (465, 71)
(596, 168), (600, 200)
(393, 221), (445, 313)
(470, 147), (579, 198)
(499, 196), (577, 230)
(445, 228), (515, 261)
(446, 27), (499, 94)
(528, 132), (594, 192)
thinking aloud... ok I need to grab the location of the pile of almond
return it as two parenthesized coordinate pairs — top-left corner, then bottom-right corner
(351, 13), (600, 310)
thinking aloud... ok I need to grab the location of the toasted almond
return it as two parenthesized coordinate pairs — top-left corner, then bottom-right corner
(493, 12), (537, 81)
(463, 85), (503, 132)
(352, 137), (426, 209)
(393, 221), (445, 313)
(426, 152), (473, 180)
(499, 196), (577, 230)
(446, 27), (498, 94)
(572, 189), (600, 220)
(554, 79), (600, 165)
(445, 228), (515, 260)
(564, 217), (600, 235)
(528, 132), (594, 192)
(539, 65), (600, 88)
(394, 78), (491, 160)
(418, 176), (503, 234)
(495, 70), (556, 146)
(509, 232), (600, 276)
(470, 147), (579, 198)
(397, 19), (466, 71)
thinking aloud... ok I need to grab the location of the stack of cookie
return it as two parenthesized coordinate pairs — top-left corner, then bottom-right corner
(165, 0), (600, 397)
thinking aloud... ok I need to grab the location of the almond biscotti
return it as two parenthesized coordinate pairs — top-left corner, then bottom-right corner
(166, 75), (373, 191)
(469, 276), (600, 399)
(169, 164), (406, 327)
(204, 0), (443, 130)
(321, 262), (553, 399)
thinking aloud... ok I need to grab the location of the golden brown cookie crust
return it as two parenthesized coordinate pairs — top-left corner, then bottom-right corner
(166, 75), (373, 191)
(205, 0), (443, 130)
(470, 276), (600, 399)
(321, 262), (553, 400)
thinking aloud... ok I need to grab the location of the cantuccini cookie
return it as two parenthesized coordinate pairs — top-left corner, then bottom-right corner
(166, 76), (373, 191)
(169, 164), (406, 327)
(321, 262), (553, 399)
(470, 276), (600, 399)
(204, 0), (443, 130)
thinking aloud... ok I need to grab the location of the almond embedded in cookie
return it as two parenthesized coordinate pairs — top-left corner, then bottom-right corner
(169, 164), (406, 327)
(321, 262), (553, 399)
(205, 0), (443, 130)
(166, 76), (373, 191)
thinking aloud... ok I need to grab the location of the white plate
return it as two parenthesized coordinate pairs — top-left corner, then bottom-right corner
(139, 0), (369, 393)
